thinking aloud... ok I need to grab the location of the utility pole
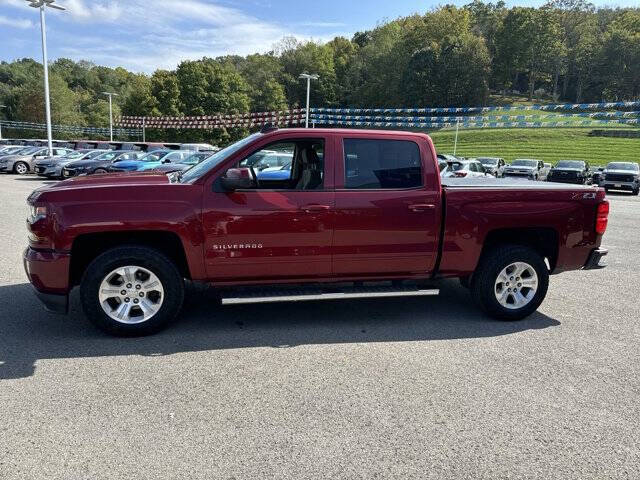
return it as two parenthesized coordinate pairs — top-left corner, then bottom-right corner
(27, 0), (66, 155)
(298, 73), (319, 128)
(102, 92), (119, 142)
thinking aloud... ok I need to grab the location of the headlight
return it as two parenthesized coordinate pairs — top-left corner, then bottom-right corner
(28, 205), (47, 223)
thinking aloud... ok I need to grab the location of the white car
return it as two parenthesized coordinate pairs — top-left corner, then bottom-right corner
(477, 157), (506, 177)
(441, 159), (494, 178)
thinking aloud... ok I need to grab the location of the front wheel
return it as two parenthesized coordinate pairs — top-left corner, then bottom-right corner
(93, 168), (108, 174)
(80, 246), (185, 336)
(13, 162), (29, 175)
(471, 245), (549, 321)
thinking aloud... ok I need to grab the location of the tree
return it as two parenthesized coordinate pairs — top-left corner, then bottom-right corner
(151, 70), (181, 116)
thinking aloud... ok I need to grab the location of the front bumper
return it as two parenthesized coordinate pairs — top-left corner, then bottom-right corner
(601, 181), (638, 191)
(23, 247), (70, 314)
(504, 171), (534, 178)
(583, 247), (608, 270)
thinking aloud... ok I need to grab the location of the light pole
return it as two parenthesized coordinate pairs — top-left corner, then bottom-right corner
(299, 73), (319, 128)
(27, 0), (65, 155)
(0, 105), (5, 141)
(102, 92), (118, 141)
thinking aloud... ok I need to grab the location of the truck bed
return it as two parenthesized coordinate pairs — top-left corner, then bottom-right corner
(441, 177), (599, 191)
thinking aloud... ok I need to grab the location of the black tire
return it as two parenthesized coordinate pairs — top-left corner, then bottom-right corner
(93, 168), (108, 174)
(471, 245), (549, 321)
(13, 162), (29, 175)
(80, 246), (185, 336)
(633, 188), (639, 196)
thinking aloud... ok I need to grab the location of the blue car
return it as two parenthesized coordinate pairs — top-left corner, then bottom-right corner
(109, 149), (194, 172)
(136, 151), (205, 172)
(257, 162), (292, 180)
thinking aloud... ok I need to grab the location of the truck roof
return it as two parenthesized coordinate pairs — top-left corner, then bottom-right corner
(265, 128), (432, 139)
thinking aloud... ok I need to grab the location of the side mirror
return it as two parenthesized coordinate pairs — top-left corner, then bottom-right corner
(163, 158), (171, 163)
(220, 167), (256, 191)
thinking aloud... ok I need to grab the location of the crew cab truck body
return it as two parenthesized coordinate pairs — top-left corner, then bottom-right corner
(24, 128), (609, 336)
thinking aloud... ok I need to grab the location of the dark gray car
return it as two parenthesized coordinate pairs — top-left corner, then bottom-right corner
(34, 149), (110, 179)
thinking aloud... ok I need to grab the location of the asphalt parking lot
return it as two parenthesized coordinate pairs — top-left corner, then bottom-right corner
(0, 174), (638, 479)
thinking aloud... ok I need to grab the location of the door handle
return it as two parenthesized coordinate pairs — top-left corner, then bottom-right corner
(408, 203), (436, 212)
(301, 204), (331, 213)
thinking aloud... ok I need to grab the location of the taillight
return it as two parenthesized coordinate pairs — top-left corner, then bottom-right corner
(454, 171), (467, 177)
(595, 201), (609, 234)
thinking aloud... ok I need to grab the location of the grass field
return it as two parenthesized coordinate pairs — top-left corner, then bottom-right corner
(430, 127), (640, 166)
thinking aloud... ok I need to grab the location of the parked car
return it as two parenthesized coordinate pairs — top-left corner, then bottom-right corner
(35, 149), (110, 179)
(547, 160), (591, 184)
(137, 151), (214, 173)
(180, 143), (218, 152)
(477, 157), (506, 177)
(503, 159), (549, 181)
(108, 150), (194, 173)
(252, 151), (294, 171)
(62, 150), (144, 177)
(599, 162), (640, 195)
(0, 146), (72, 175)
(24, 127), (609, 336)
(256, 161), (292, 180)
(441, 159), (494, 178)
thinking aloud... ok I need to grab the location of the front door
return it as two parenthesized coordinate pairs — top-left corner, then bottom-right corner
(202, 136), (335, 282)
(332, 136), (441, 277)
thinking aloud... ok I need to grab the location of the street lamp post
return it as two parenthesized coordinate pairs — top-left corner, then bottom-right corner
(0, 105), (5, 141)
(27, 1), (65, 156)
(298, 73), (319, 128)
(102, 92), (119, 142)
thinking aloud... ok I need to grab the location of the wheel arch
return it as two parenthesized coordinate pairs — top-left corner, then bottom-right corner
(70, 231), (192, 287)
(480, 227), (559, 273)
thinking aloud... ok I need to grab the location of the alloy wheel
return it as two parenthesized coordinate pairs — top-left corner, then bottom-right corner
(494, 262), (538, 310)
(98, 265), (164, 324)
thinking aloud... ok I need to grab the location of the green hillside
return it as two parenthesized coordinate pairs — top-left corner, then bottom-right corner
(430, 127), (640, 166)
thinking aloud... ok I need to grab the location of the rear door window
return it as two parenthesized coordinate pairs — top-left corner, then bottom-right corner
(343, 139), (422, 189)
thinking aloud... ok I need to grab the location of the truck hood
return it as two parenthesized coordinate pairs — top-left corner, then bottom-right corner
(35, 172), (170, 197)
(604, 169), (639, 175)
(505, 165), (536, 170)
(551, 167), (583, 172)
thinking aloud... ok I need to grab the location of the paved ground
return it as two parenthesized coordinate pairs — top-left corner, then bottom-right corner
(0, 174), (638, 479)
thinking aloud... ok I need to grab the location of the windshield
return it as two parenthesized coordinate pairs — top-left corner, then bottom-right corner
(556, 160), (585, 168)
(138, 151), (169, 162)
(93, 151), (120, 162)
(606, 162), (639, 171)
(179, 133), (262, 183)
(63, 151), (87, 160)
(512, 159), (537, 167)
(19, 147), (43, 155)
(86, 150), (108, 159)
(183, 152), (212, 165)
(478, 158), (499, 166)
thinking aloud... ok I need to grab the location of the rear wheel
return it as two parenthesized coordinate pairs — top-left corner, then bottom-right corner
(471, 245), (549, 321)
(13, 162), (28, 175)
(93, 168), (108, 174)
(80, 246), (185, 336)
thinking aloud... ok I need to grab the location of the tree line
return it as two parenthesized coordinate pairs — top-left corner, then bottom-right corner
(0, 0), (638, 143)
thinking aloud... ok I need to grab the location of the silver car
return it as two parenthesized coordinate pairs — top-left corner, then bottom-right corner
(0, 146), (72, 175)
(503, 159), (550, 181)
(34, 149), (110, 178)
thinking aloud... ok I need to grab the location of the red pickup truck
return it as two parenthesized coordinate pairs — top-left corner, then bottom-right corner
(24, 128), (609, 336)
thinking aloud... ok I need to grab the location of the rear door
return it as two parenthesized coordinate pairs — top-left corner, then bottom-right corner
(332, 135), (441, 277)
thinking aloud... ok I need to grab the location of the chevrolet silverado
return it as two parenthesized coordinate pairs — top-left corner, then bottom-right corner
(24, 128), (609, 336)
